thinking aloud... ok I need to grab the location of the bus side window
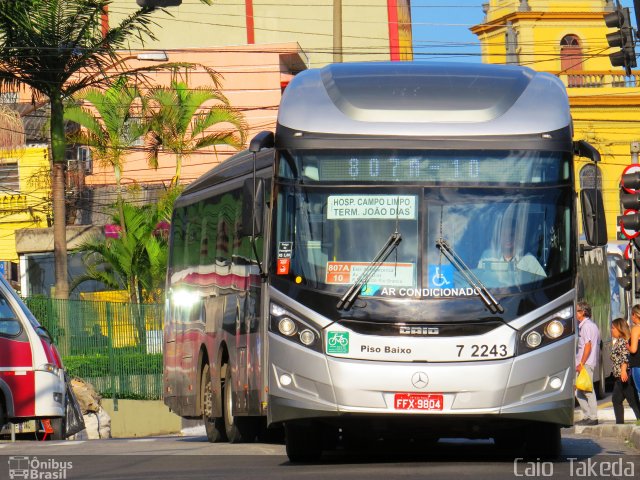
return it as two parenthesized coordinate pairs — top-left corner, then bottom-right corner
(185, 204), (202, 269)
(169, 207), (186, 273)
(203, 199), (218, 267)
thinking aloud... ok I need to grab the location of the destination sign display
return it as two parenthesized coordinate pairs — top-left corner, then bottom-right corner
(326, 195), (416, 220)
(292, 150), (569, 184)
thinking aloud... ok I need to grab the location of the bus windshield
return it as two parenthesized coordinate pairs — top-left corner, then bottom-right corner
(273, 149), (573, 299)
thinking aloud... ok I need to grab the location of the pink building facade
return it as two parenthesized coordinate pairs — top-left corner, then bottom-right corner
(84, 43), (307, 189)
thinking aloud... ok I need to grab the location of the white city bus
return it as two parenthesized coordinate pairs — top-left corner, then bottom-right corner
(163, 62), (608, 461)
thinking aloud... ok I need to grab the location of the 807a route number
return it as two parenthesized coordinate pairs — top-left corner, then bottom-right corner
(456, 344), (508, 358)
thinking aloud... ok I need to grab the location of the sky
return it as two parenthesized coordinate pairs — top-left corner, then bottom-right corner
(410, 0), (637, 62)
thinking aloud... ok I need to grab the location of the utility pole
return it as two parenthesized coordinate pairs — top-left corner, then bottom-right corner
(333, 0), (342, 63)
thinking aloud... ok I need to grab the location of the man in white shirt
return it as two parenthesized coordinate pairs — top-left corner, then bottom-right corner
(575, 301), (601, 426)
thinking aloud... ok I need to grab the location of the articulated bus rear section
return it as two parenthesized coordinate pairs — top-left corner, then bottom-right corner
(163, 62), (609, 462)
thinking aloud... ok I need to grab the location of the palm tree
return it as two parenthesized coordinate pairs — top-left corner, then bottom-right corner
(72, 199), (170, 346)
(64, 75), (147, 236)
(145, 79), (247, 185)
(71, 200), (170, 305)
(0, 0), (211, 299)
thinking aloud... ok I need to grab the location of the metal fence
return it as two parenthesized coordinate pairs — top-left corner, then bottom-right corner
(24, 297), (164, 400)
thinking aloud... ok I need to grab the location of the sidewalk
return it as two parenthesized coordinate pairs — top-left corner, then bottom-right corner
(570, 402), (640, 450)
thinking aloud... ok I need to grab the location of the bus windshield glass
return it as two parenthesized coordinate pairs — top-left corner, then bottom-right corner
(274, 149), (573, 298)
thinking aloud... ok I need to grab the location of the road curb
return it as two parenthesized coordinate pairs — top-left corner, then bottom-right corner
(572, 405), (640, 450)
(631, 426), (640, 449)
(570, 423), (640, 450)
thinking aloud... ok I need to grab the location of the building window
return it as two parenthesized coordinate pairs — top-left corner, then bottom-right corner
(579, 164), (603, 190)
(561, 35), (583, 87)
(0, 161), (19, 192)
(78, 146), (93, 174)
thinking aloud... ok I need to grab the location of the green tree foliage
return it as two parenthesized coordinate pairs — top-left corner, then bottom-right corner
(65, 75), (147, 198)
(145, 79), (247, 184)
(65, 75), (147, 236)
(0, 0), (212, 299)
(71, 198), (172, 304)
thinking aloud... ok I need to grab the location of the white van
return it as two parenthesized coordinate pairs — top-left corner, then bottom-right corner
(0, 275), (66, 438)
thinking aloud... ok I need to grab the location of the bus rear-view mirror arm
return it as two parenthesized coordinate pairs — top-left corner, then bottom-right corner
(574, 140), (607, 249)
(245, 131), (275, 281)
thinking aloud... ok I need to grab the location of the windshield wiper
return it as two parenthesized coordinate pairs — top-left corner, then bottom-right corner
(336, 231), (402, 311)
(435, 238), (504, 314)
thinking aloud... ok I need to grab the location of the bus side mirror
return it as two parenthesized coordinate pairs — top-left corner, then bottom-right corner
(574, 140), (601, 163)
(250, 131), (274, 153)
(241, 177), (265, 237)
(580, 188), (607, 247)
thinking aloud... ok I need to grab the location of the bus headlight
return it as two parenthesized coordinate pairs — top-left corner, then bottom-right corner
(525, 331), (542, 348)
(299, 329), (316, 346)
(545, 320), (564, 339)
(517, 306), (574, 355)
(278, 318), (297, 336)
(269, 303), (322, 352)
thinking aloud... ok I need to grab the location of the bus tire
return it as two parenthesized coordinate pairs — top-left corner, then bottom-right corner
(50, 417), (66, 440)
(201, 364), (226, 443)
(223, 365), (256, 443)
(285, 422), (323, 463)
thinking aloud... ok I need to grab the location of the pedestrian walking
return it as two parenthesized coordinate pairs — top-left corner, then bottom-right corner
(610, 317), (640, 423)
(575, 301), (600, 426)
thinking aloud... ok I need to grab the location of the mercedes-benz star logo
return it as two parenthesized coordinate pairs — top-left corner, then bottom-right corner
(411, 371), (429, 389)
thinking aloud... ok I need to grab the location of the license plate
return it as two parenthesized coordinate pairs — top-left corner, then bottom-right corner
(394, 393), (443, 411)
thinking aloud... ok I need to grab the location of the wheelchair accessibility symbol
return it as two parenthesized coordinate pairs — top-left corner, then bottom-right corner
(428, 265), (454, 288)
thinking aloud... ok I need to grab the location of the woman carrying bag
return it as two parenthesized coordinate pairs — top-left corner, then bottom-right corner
(610, 318), (640, 424)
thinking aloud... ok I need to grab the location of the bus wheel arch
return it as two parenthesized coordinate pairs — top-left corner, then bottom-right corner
(216, 344), (229, 419)
(220, 346), (257, 443)
(196, 347), (209, 415)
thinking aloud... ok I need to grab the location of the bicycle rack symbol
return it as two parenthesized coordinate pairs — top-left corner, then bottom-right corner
(431, 267), (451, 287)
(328, 332), (349, 347)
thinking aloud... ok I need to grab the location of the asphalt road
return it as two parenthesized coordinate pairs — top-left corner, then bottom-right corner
(1, 430), (639, 480)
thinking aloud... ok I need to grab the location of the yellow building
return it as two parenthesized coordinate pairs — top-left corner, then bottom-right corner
(108, 0), (413, 66)
(471, 0), (640, 241)
(0, 146), (49, 264)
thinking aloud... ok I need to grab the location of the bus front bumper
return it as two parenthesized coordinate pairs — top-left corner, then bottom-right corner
(267, 333), (575, 428)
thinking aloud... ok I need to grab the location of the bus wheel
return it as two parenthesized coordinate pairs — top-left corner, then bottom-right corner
(285, 422), (323, 463)
(202, 364), (226, 443)
(223, 365), (256, 443)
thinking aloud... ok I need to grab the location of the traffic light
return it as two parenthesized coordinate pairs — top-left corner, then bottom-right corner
(616, 255), (634, 290)
(604, 2), (637, 76)
(618, 166), (640, 237)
